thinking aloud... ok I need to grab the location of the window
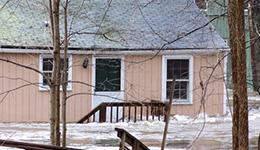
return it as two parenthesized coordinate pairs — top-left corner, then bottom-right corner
(95, 58), (121, 92)
(42, 57), (53, 86)
(39, 55), (72, 90)
(163, 56), (193, 104)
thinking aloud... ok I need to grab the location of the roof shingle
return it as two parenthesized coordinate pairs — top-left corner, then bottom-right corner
(0, 0), (228, 50)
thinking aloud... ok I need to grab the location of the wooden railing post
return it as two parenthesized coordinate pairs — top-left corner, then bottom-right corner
(151, 102), (155, 120)
(116, 104), (119, 122)
(110, 106), (113, 123)
(122, 104), (125, 122)
(99, 104), (107, 122)
(133, 141), (138, 150)
(140, 106), (143, 121)
(146, 105), (149, 121)
(128, 106), (131, 122)
(134, 106), (137, 122)
(119, 132), (126, 150)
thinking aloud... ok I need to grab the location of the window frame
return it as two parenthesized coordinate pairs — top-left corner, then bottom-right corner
(162, 55), (193, 104)
(39, 54), (73, 91)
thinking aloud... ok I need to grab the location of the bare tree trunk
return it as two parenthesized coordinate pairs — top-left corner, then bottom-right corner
(61, 0), (69, 147)
(50, 0), (61, 146)
(228, 0), (249, 149)
(237, 1), (249, 146)
(49, 0), (54, 43)
(161, 77), (175, 150)
(228, 0), (239, 149)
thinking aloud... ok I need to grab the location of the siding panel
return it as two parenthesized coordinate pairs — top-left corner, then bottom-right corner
(125, 54), (225, 116)
(125, 55), (162, 102)
(0, 53), (225, 122)
(0, 53), (92, 122)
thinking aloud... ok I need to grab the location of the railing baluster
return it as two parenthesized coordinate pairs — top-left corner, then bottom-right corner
(122, 104), (125, 122)
(162, 105), (165, 119)
(146, 105), (149, 121)
(161, 105), (164, 118)
(110, 106), (113, 123)
(134, 106), (137, 122)
(128, 106), (131, 122)
(140, 106), (143, 121)
(152, 103), (155, 121)
(157, 105), (161, 121)
(116, 104), (119, 122)
(93, 114), (95, 122)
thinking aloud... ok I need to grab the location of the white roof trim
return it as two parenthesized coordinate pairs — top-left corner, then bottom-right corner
(0, 48), (230, 55)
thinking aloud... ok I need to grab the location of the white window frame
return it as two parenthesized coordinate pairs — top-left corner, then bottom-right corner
(39, 54), (73, 91)
(162, 55), (193, 104)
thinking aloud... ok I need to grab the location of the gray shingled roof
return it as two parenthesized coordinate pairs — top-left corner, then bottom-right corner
(0, 0), (228, 50)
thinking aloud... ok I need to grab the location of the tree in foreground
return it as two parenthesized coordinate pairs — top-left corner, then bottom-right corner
(228, 0), (249, 149)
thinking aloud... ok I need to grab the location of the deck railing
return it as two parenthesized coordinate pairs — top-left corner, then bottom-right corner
(0, 139), (82, 150)
(115, 128), (150, 150)
(77, 101), (167, 123)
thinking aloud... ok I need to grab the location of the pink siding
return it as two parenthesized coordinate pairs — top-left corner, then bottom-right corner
(0, 53), (225, 122)
(124, 54), (225, 116)
(124, 55), (162, 102)
(0, 53), (92, 122)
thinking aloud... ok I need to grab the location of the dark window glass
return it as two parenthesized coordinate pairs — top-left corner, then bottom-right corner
(180, 89), (187, 99)
(42, 57), (68, 86)
(95, 59), (121, 91)
(167, 60), (189, 79)
(166, 59), (189, 100)
(43, 58), (53, 71)
(167, 81), (188, 100)
(60, 58), (69, 71)
(43, 73), (52, 86)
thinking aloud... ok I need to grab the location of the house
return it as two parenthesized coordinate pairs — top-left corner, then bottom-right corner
(0, 0), (229, 122)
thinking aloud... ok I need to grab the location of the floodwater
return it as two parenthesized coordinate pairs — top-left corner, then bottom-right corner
(0, 109), (259, 150)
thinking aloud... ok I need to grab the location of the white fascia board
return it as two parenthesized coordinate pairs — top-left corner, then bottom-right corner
(0, 48), (230, 55)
